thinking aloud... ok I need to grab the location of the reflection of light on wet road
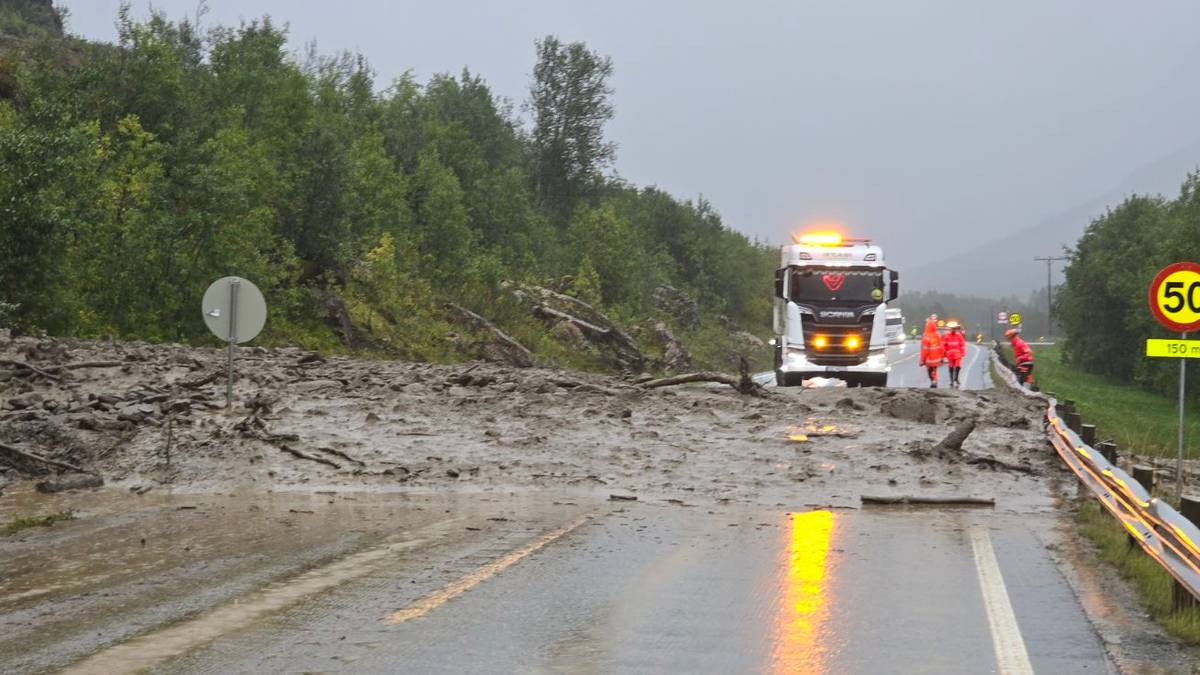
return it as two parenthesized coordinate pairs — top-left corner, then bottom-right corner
(771, 510), (837, 675)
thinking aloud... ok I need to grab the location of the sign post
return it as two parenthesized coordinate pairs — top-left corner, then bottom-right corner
(202, 277), (268, 411)
(1146, 262), (1200, 498)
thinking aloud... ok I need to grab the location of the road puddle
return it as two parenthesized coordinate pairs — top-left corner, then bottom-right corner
(771, 510), (840, 674)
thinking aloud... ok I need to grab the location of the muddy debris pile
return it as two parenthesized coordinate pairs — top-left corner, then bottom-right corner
(0, 337), (1063, 507)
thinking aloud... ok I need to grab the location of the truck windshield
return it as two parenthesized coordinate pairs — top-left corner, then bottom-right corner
(789, 268), (883, 304)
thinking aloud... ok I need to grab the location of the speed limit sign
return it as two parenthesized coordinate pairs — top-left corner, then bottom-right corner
(1149, 262), (1200, 332)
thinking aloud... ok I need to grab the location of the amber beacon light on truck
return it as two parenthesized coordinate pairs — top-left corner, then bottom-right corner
(772, 230), (899, 387)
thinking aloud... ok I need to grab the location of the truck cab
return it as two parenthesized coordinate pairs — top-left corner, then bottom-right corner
(772, 232), (899, 387)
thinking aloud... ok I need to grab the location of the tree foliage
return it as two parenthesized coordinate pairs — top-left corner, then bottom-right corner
(0, 8), (773, 366)
(1058, 179), (1200, 397)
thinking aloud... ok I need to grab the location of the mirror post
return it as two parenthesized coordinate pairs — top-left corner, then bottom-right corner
(226, 279), (240, 412)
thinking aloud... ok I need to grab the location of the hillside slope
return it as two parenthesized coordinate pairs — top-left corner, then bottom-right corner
(908, 141), (1200, 297)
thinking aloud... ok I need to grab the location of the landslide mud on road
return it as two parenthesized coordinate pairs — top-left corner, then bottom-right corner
(0, 336), (1056, 508)
(7, 337), (1200, 673)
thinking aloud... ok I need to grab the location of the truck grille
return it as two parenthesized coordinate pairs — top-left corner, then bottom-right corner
(801, 314), (873, 366)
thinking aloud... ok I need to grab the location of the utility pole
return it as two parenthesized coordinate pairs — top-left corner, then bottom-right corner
(1034, 255), (1068, 337)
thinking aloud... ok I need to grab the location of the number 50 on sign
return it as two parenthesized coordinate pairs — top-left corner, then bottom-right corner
(1149, 261), (1200, 332)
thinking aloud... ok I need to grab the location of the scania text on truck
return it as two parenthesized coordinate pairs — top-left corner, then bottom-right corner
(772, 232), (899, 387)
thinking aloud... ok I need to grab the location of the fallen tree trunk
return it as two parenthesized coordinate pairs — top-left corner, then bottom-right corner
(510, 283), (645, 372)
(445, 303), (533, 368)
(0, 359), (61, 382)
(860, 495), (995, 506)
(641, 371), (739, 388)
(640, 358), (766, 396)
(934, 417), (977, 452)
(0, 441), (87, 474)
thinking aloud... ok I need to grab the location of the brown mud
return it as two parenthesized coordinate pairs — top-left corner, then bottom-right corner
(0, 336), (1059, 509)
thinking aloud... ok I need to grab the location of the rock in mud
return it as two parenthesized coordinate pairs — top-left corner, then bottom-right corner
(881, 394), (940, 424)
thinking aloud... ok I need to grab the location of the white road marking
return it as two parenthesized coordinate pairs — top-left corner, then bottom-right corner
(386, 515), (591, 624)
(970, 526), (1034, 675)
(963, 343), (983, 389)
(60, 519), (463, 674)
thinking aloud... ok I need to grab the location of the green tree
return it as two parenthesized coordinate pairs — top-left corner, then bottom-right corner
(528, 36), (615, 224)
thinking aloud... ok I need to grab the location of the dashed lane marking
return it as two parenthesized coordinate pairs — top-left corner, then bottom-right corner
(385, 515), (592, 624)
(61, 518), (465, 674)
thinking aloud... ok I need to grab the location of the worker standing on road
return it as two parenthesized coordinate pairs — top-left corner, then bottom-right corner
(943, 321), (967, 389)
(1006, 328), (1035, 387)
(919, 318), (944, 388)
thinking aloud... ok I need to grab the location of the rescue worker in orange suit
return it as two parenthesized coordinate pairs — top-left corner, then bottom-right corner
(1006, 328), (1034, 386)
(919, 318), (944, 388)
(943, 321), (967, 389)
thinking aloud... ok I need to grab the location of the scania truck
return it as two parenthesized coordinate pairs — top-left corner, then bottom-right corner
(772, 232), (899, 386)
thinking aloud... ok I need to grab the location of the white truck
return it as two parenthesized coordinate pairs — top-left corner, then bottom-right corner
(885, 308), (905, 345)
(772, 232), (899, 387)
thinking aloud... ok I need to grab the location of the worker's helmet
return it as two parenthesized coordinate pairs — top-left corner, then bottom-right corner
(945, 320), (961, 330)
(1004, 328), (1020, 339)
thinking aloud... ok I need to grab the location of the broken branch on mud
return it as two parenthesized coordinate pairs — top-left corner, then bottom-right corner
(0, 441), (88, 474)
(934, 417), (977, 452)
(860, 495), (995, 506)
(0, 359), (62, 382)
(640, 357), (766, 396)
(445, 302), (533, 368)
(278, 445), (341, 469)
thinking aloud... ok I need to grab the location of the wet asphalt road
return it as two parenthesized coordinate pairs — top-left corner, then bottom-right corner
(52, 502), (1112, 674)
(757, 341), (991, 390)
(887, 341), (991, 390)
(1, 343), (1123, 674)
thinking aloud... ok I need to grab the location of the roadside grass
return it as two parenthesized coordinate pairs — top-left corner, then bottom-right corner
(996, 345), (1200, 642)
(1075, 501), (1200, 643)
(1027, 344), (1200, 460)
(1, 510), (75, 536)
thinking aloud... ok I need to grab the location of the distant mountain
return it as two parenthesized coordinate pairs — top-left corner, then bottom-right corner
(907, 141), (1200, 298)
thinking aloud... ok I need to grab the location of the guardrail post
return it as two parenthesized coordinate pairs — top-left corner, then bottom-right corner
(1133, 465), (1155, 491)
(1080, 424), (1097, 447)
(1095, 441), (1117, 466)
(1173, 495), (1200, 610)
(1066, 411), (1082, 435)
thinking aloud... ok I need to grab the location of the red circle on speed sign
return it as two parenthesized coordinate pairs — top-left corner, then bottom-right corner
(1148, 262), (1200, 332)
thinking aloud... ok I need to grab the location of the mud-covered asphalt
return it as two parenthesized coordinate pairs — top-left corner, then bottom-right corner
(2, 338), (1050, 507)
(2, 337), (1197, 672)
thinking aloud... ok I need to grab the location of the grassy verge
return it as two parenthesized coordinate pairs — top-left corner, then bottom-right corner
(1, 510), (75, 536)
(1011, 343), (1200, 642)
(1027, 344), (1200, 459)
(1075, 500), (1200, 643)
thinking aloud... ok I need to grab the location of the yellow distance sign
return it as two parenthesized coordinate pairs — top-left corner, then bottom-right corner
(1146, 339), (1200, 358)
(1008, 312), (1022, 326)
(1149, 262), (1200, 333)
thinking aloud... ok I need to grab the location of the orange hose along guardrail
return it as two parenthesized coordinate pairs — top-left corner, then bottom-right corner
(991, 351), (1200, 604)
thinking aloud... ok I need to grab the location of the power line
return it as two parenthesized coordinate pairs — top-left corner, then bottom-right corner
(1034, 256), (1069, 336)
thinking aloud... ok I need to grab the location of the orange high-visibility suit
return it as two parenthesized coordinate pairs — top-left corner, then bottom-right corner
(919, 318), (944, 387)
(943, 327), (967, 388)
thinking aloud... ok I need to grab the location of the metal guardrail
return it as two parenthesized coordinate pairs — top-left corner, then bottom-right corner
(991, 351), (1200, 604)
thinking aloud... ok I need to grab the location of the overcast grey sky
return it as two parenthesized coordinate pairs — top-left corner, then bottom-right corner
(61, 1), (1200, 270)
